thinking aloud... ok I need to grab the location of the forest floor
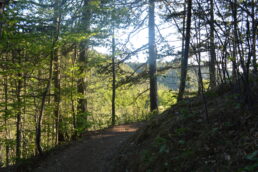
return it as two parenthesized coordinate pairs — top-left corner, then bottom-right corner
(33, 122), (144, 172)
(110, 83), (258, 172)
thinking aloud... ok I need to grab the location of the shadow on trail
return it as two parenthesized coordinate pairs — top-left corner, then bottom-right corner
(34, 123), (144, 172)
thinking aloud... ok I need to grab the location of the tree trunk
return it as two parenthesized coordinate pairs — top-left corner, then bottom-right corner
(177, 0), (192, 101)
(0, 1), (6, 39)
(195, 18), (209, 123)
(209, 0), (216, 88)
(181, 0), (186, 63)
(36, 52), (54, 155)
(12, 51), (22, 162)
(111, 27), (116, 126)
(36, 0), (62, 155)
(53, 0), (64, 144)
(231, 1), (238, 81)
(251, 0), (257, 72)
(53, 48), (64, 144)
(3, 64), (9, 166)
(148, 0), (158, 112)
(16, 71), (22, 161)
(77, 41), (88, 123)
(71, 46), (77, 139)
(77, 0), (91, 129)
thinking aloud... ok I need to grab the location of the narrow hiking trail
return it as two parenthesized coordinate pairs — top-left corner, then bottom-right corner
(35, 123), (144, 172)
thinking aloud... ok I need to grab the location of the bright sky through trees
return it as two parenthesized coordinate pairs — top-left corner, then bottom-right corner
(94, 8), (181, 63)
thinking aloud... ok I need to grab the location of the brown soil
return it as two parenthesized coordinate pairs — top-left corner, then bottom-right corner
(34, 123), (144, 172)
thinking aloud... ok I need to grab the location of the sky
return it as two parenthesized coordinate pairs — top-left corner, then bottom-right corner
(94, 4), (182, 63)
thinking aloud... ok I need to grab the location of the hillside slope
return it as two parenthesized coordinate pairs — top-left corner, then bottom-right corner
(111, 83), (258, 172)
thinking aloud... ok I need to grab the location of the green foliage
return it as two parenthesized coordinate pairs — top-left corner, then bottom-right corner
(76, 112), (93, 134)
(88, 0), (101, 8)
(158, 90), (177, 111)
(175, 127), (188, 136)
(246, 151), (258, 161)
(242, 151), (258, 172)
(153, 136), (169, 154)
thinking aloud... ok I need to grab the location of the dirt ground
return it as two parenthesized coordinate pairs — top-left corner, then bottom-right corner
(34, 123), (144, 172)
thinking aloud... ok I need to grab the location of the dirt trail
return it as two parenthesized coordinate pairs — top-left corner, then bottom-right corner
(35, 123), (143, 172)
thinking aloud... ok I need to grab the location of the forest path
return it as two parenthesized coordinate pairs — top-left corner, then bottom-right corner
(35, 123), (144, 172)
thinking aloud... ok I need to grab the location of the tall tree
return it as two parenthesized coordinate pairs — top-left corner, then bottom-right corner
(177, 0), (192, 101)
(77, 0), (91, 126)
(15, 52), (22, 161)
(111, 25), (116, 126)
(0, 0), (6, 39)
(148, 0), (158, 111)
(35, 0), (62, 155)
(3, 57), (10, 166)
(251, 0), (257, 72)
(209, 0), (216, 88)
(53, 0), (64, 144)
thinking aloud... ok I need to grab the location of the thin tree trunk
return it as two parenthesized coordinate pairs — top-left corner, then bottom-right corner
(53, 0), (64, 144)
(232, 0), (246, 77)
(71, 45), (77, 139)
(111, 26), (116, 126)
(35, 53), (54, 155)
(16, 74), (22, 161)
(0, 1), (6, 39)
(231, 0), (241, 83)
(197, 51), (209, 123)
(53, 48), (64, 144)
(251, 0), (257, 72)
(181, 0), (186, 62)
(148, 0), (158, 111)
(3, 66), (9, 166)
(22, 53), (28, 158)
(177, 0), (192, 101)
(35, 0), (61, 155)
(231, 0), (252, 104)
(194, 17), (209, 122)
(209, 0), (216, 88)
(13, 51), (22, 162)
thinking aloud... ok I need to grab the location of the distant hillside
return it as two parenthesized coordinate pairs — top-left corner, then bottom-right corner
(126, 62), (210, 90)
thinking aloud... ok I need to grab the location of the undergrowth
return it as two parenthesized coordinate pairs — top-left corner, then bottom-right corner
(111, 81), (258, 172)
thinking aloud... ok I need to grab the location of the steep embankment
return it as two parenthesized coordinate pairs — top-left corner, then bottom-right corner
(111, 84), (258, 172)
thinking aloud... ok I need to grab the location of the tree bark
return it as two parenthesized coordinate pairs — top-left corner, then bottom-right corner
(177, 0), (192, 101)
(77, 0), (91, 131)
(35, 0), (61, 154)
(77, 40), (88, 115)
(16, 70), (22, 161)
(195, 18), (209, 123)
(71, 46), (77, 139)
(53, 0), (64, 144)
(181, 0), (186, 63)
(209, 0), (216, 88)
(251, 0), (257, 72)
(36, 49), (54, 155)
(0, 1), (6, 39)
(12, 50), (23, 161)
(3, 60), (9, 166)
(231, 1), (238, 80)
(148, 0), (158, 112)
(111, 27), (116, 126)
